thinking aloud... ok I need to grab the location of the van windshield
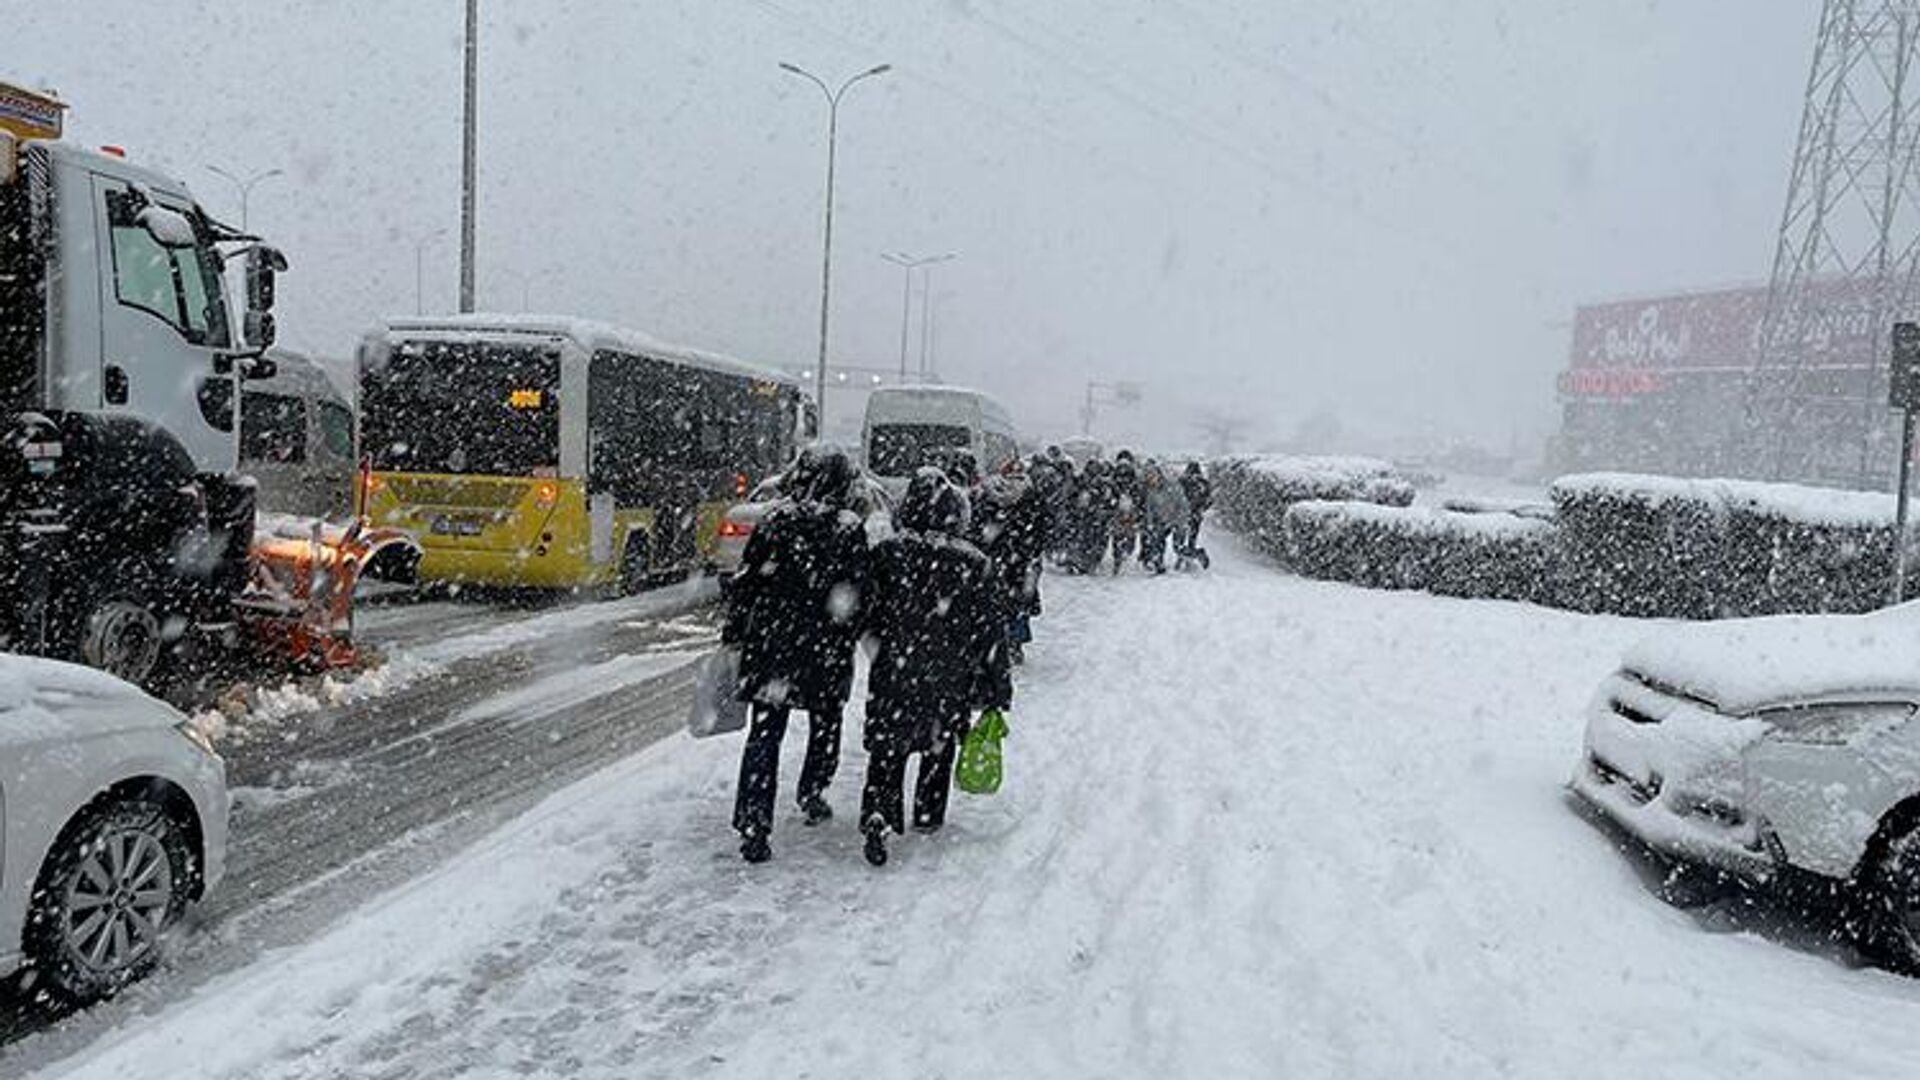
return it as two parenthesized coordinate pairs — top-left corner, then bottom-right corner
(868, 422), (970, 476)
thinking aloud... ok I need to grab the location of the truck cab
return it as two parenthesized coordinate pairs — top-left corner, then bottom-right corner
(2, 83), (286, 685)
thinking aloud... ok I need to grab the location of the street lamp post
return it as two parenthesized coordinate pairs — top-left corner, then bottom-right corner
(780, 60), (892, 432)
(460, 0), (479, 313)
(413, 229), (448, 316)
(204, 164), (283, 231)
(881, 251), (955, 383)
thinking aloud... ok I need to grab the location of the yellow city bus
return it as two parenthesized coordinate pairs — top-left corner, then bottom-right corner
(356, 316), (810, 591)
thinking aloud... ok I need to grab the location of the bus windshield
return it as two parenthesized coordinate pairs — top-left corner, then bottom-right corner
(868, 422), (971, 476)
(362, 340), (561, 476)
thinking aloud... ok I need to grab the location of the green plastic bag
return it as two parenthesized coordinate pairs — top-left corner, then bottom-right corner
(957, 709), (1009, 796)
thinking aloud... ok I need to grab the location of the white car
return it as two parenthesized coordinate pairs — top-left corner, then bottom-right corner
(0, 655), (228, 1003)
(713, 471), (892, 582)
(1571, 602), (1920, 967)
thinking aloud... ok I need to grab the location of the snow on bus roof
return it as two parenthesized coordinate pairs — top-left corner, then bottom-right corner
(382, 313), (803, 389)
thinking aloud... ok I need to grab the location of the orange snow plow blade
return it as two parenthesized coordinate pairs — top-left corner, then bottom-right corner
(238, 514), (421, 671)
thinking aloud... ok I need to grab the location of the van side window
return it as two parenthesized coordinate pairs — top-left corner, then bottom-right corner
(317, 400), (355, 459)
(241, 391), (307, 464)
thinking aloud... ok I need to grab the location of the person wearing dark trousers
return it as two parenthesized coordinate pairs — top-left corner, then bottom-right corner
(859, 469), (1013, 866)
(974, 459), (1049, 664)
(1178, 460), (1212, 567)
(723, 448), (870, 864)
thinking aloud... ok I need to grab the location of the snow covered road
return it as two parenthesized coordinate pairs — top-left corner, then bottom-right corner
(24, 538), (1920, 1079)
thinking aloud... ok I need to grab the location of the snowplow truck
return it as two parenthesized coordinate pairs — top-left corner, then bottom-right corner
(0, 82), (298, 686)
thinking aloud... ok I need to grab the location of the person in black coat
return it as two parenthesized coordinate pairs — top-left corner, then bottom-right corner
(1178, 460), (1212, 566)
(1108, 449), (1142, 573)
(723, 448), (870, 863)
(859, 470), (1013, 866)
(1070, 459), (1116, 574)
(974, 461), (1049, 663)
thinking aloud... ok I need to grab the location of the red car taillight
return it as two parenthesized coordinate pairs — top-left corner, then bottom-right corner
(718, 518), (753, 539)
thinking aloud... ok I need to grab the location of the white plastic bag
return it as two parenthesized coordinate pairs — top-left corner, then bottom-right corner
(687, 647), (749, 738)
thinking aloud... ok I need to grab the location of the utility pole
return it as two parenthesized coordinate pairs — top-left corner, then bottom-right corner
(459, 0), (479, 313)
(780, 61), (892, 431)
(203, 165), (282, 231)
(881, 252), (954, 382)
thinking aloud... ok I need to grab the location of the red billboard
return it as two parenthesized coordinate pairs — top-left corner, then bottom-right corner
(1563, 279), (1884, 397)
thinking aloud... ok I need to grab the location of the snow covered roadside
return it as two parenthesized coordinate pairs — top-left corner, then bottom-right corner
(29, 541), (1920, 1079)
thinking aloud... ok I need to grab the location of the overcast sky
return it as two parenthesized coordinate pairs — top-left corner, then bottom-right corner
(20, 0), (1814, 452)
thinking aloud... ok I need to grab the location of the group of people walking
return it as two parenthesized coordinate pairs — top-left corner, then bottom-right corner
(719, 443), (1210, 868)
(721, 447), (1043, 868)
(1026, 447), (1211, 577)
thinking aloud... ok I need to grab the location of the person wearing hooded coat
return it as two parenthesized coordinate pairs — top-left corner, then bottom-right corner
(1070, 458), (1116, 574)
(723, 448), (871, 864)
(1108, 450), (1143, 573)
(1178, 460), (1213, 567)
(859, 470), (1013, 866)
(973, 459), (1050, 663)
(1138, 460), (1190, 574)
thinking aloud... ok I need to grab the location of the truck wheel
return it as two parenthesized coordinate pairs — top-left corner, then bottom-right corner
(79, 596), (165, 686)
(618, 534), (651, 597)
(23, 799), (194, 1004)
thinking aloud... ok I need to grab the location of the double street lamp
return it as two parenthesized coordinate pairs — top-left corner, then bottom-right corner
(881, 251), (956, 383)
(780, 60), (892, 433)
(203, 164), (283, 231)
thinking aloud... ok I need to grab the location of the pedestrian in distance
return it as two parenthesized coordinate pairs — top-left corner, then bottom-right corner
(1138, 460), (1189, 575)
(723, 447), (871, 864)
(1178, 460), (1212, 569)
(1070, 458), (1115, 574)
(974, 457), (1049, 664)
(859, 469), (1013, 867)
(1108, 449), (1142, 574)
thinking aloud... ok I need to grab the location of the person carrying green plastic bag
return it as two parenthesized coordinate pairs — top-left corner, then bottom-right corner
(957, 708), (1009, 795)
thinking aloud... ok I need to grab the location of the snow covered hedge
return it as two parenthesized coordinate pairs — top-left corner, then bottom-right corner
(1217, 463), (1915, 618)
(1212, 455), (1415, 557)
(1281, 501), (1556, 603)
(1551, 473), (1913, 618)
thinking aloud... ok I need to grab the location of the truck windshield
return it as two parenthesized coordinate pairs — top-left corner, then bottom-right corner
(868, 422), (971, 476)
(361, 341), (560, 476)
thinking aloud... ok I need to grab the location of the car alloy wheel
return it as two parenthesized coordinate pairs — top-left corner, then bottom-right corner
(61, 826), (177, 978)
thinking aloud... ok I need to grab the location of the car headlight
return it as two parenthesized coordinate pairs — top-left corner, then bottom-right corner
(176, 718), (222, 760)
(1758, 702), (1915, 746)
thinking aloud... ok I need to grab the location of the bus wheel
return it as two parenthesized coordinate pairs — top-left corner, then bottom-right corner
(618, 534), (652, 597)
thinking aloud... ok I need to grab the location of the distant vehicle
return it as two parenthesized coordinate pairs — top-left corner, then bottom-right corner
(862, 385), (1017, 495)
(0, 654), (227, 1004)
(1571, 603), (1920, 970)
(1059, 437), (1102, 467)
(358, 316), (810, 593)
(712, 464), (892, 581)
(240, 349), (356, 520)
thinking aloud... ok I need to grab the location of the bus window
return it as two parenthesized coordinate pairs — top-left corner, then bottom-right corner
(241, 391), (307, 464)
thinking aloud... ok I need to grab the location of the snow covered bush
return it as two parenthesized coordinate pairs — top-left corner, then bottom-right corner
(1550, 473), (1725, 618)
(1552, 473), (1915, 618)
(1282, 500), (1556, 603)
(1212, 454), (1414, 556)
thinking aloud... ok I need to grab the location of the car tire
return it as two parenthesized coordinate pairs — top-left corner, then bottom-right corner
(618, 533), (651, 597)
(1853, 813), (1920, 973)
(22, 799), (195, 1005)
(78, 594), (166, 687)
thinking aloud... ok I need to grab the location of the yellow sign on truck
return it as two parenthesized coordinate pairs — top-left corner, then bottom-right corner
(0, 81), (65, 141)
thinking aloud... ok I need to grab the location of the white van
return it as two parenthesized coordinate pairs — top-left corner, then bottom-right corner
(862, 385), (1018, 494)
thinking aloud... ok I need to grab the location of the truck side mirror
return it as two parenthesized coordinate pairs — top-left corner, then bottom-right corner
(244, 310), (277, 353)
(135, 204), (197, 248)
(246, 245), (288, 313)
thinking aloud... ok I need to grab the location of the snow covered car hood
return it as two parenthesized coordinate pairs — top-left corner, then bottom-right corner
(0, 655), (185, 748)
(1621, 603), (1920, 714)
